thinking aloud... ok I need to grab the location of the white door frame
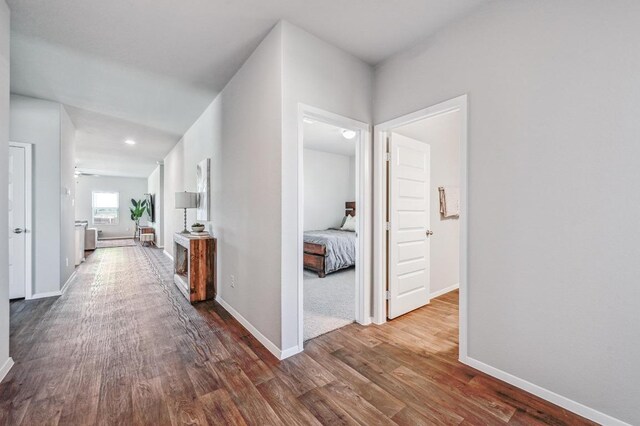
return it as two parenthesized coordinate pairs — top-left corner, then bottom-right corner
(373, 94), (468, 359)
(297, 104), (372, 350)
(9, 141), (33, 300)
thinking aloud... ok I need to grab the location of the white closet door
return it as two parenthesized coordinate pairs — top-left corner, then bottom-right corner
(9, 145), (27, 299)
(388, 133), (430, 319)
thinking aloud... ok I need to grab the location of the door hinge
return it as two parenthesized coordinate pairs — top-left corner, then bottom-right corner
(384, 152), (391, 162)
(385, 222), (391, 231)
(385, 290), (391, 300)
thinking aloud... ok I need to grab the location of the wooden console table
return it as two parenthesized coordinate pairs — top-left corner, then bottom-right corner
(173, 233), (217, 303)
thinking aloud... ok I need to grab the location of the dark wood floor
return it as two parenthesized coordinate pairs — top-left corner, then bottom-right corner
(0, 245), (596, 425)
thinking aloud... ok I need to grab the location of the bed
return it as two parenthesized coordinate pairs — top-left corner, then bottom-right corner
(304, 202), (356, 278)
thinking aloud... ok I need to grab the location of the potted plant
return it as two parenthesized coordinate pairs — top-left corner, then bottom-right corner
(130, 198), (148, 239)
(191, 222), (205, 233)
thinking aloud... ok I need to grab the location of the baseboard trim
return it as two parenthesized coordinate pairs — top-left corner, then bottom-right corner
(98, 236), (135, 240)
(215, 295), (293, 360)
(280, 345), (302, 359)
(30, 290), (62, 300)
(60, 270), (77, 294)
(461, 356), (630, 426)
(430, 283), (459, 299)
(163, 250), (174, 261)
(0, 358), (14, 383)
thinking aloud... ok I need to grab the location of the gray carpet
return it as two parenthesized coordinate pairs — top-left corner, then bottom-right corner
(304, 267), (355, 341)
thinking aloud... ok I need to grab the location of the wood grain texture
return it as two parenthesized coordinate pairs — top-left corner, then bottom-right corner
(173, 233), (216, 303)
(0, 244), (597, 425)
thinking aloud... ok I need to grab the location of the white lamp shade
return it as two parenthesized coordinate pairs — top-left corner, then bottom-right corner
(175, 191), (198, 209)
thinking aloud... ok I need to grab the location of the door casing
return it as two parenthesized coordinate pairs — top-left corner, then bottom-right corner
(297, 104), (372, 352)
(373, 95), (468, 360)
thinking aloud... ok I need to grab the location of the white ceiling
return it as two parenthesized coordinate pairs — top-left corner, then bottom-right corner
(304, 120), (356, 157)
(7, 0), (490, 176)
(68, 107), (177, 178)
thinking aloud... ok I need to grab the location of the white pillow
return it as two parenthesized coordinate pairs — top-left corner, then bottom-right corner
(341, 215), (356, 231)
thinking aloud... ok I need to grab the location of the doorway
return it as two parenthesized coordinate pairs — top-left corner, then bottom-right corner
(8, 142), (33, 300)
(297, 105), (371, 349)
(373, 95), (468, 359)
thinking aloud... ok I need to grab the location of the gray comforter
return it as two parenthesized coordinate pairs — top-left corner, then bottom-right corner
(304, 229), (356, 274)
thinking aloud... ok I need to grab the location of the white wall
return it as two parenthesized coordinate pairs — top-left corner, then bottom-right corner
(157, 21), (372, 355)
(395, 111), (461, 296)
(182, 96), (221, 237)
(303, 149), (354, 231)
(281, 21), (373, 350)
(75, 175), (148, 239)
(375, 1), (640, 423)
(147, 165), (164, 247)
(162, 139), (184, 256)
(60, 105), (76, 284)
(10, 94), (62, 295)
(159, 25), (283, 349)
(162, 95), (221, 255)
(0, 0), (11, 380)
(216, 26), (282, 347)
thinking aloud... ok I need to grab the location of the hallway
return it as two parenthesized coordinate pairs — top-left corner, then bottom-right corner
(1, 245), (594, 425)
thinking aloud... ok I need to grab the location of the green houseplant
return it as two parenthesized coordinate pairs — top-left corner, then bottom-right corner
(130, 198), (148, 239)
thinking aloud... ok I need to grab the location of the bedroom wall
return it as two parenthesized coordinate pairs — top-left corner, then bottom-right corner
(375, 0), (640, 423)
(348, 155), (356, 202)
(394, 111), (461, 297)
(10, 94), (62, 296)
(281, 21), (373, 351)
(146, 164), (164, 247)
(0, 0), (10, 382)
(75, 175), (148, 239)
(303, 148), (354, 231)
(59, 105), (76, 286)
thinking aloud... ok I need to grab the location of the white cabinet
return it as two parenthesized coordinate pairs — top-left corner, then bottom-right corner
(75, 224), (86, 265)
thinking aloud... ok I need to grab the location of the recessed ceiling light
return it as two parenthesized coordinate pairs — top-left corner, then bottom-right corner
(303, 118), (315, 124)
(342, 129), (356, 140)
(125, 139), (136, 145)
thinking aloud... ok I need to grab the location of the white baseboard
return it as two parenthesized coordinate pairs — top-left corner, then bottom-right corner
(163, 250), (174, 261)
(98, 236), (134, 240)
(215, 295), (296, 360)
(30, 290), (62, 300)
(280, 345), (302, 359)
(60, 270), (77, 294)
(430, 283), (459, 299)
(0, 357), (14, 383)
(461, 356), (630, 426)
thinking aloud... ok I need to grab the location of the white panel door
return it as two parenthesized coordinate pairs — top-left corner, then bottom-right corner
(9, 145), (27, 299)
(388, 133), (430, 319)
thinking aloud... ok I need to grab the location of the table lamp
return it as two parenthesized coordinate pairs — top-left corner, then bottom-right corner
(175, 191), (198, 233)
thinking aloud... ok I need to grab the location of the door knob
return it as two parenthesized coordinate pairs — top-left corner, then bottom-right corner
(13, 228), (25, 234)
(426, 230), (433, 236)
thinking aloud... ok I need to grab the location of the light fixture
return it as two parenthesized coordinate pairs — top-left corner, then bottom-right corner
(342, 129), (357, 140)
(303, 117), (315, 124)
(125, 139), (136, 145)
(175, 191), (199, 234)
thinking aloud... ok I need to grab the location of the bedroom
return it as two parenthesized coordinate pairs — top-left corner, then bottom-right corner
(302, 118), (357, 341)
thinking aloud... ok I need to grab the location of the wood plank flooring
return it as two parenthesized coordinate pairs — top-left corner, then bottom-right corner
(0, 244), (597, 425)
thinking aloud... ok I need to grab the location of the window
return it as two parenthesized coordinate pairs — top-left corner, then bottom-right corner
(92, 191), (119, 225)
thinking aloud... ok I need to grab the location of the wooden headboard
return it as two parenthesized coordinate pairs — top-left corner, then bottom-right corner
(345, 201), (356, 217)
